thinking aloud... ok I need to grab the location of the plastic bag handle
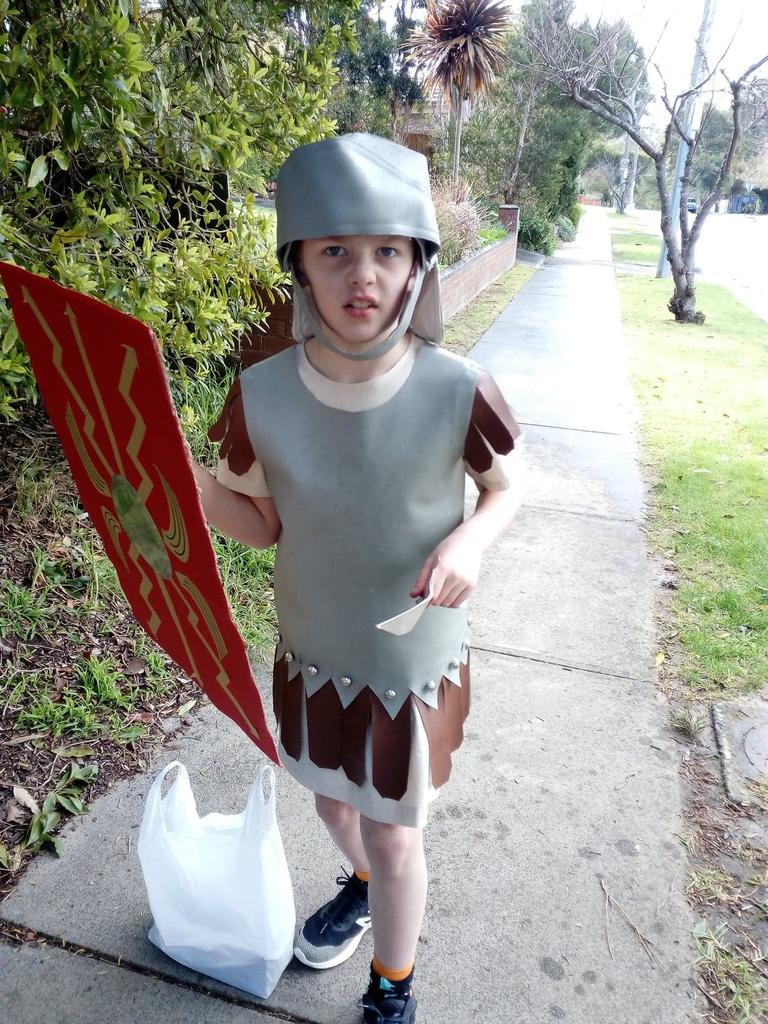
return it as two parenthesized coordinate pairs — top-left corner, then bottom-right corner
(142, 761), (197, 837)
(243, 765), (278, 840)
(153, 760), (184, 789)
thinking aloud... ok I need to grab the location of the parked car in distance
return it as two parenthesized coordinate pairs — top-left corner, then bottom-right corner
(686, 198), (698, 213)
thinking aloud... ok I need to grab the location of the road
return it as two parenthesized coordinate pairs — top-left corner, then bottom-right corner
(630, 208), (768, 324)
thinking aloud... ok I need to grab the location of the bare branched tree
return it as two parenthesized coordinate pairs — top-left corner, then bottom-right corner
(501, 70), (547, 201)
(522, 0), (768, 324)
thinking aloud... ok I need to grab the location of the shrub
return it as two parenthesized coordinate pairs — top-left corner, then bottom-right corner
(555, 216), (577, 242)
(518, 208), (557, 255)
(432, 179), (484, 266)
(0, 0), (353, 420)
(569, 202), (583, 227)
(478, 222), (509, 245)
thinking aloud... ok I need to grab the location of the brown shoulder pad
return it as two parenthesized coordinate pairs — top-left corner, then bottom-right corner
(207, 377), (256, 476)
(463, 371), (521, 472)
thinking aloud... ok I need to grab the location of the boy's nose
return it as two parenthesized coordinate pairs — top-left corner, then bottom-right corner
(349, 255), (376, 286)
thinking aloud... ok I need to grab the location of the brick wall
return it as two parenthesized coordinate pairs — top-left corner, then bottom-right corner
(240, 290), (293, 368)
(240, 210), (519, 364)
(439, 231), (518, 322)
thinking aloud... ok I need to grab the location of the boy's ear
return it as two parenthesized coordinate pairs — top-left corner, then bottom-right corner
(405, 258), (418, 293)
(405, 238), (420, 291)
(294, 258), (309, 288)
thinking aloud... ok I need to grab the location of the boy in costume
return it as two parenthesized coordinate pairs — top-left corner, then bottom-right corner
(193, 133), (525, 1023)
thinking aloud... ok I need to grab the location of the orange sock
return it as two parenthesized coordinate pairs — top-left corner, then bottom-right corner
(372, 956), (414, 982)
(354, 869), (370, 882)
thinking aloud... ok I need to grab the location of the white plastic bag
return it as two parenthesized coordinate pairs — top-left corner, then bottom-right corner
(137, 761), (295, 997)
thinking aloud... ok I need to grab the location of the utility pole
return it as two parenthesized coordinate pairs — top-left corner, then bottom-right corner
(626, 143), (640, 209)
(656, 0), (717, 278)
(618, 137), (630, 212)
(619, 86), (638, 212)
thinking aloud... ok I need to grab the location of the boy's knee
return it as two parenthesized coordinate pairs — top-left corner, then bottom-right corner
(360, 819), (422, 873)
(315, 794), (356, 829)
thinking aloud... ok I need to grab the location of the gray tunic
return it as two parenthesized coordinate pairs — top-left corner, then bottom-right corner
(240, 341), (473, 718)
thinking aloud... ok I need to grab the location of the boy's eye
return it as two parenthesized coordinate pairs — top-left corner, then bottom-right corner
(324, 245), (345, 257)
(378, 246), (398, 258)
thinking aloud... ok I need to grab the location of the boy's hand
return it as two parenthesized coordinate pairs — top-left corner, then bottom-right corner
(410, 528), (484, 608)
(410, 480), (524, 609)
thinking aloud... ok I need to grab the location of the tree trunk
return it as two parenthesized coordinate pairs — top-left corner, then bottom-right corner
(667, 260), (704, 323)
(505, 82), (537, 201)
(664, 227), (705, 324)
(391, 96), (412, 145)
(655, 156), (705, 323)
(622, 86), (640, 210)
(452, 107), (463, 181)
(618, 132), (631, 211)
(671, 213), (705, 323)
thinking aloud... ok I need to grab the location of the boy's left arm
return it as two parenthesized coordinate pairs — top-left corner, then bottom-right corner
(411, 450), (527, 608)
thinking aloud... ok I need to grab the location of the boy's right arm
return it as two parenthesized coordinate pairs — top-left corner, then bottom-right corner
(192, 462), (281, 549)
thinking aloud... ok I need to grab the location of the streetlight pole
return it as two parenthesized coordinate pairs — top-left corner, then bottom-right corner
(656, 0), (717, 278)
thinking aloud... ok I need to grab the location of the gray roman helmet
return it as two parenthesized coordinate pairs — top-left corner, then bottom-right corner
(276, 133), (443, 361)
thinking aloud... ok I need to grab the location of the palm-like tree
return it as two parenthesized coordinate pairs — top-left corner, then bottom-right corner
(403, 0), (510, 179)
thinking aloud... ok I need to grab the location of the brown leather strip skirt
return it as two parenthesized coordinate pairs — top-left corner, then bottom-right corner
(272, 651), (471, 803)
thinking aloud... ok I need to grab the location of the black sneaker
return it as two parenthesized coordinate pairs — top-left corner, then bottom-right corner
(362, 966), (417, 1024)
(294, 870), (371, 969)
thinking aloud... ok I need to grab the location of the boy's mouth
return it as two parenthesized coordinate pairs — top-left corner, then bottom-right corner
(344, 297), (378, 319)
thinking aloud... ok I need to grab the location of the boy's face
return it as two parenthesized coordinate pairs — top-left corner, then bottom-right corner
(297, 235), (417, 351)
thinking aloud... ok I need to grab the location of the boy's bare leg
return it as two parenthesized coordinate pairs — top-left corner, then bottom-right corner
(315, 794), (371, 874)
(360, 817), (427, 969)
(294, 795), (372, 971)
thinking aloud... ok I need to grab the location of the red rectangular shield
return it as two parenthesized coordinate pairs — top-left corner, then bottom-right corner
(1, 262), (279, 764)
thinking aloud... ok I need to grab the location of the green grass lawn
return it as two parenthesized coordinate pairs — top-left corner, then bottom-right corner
(618, 274), (768, 695)
(608, 211), (660, 265)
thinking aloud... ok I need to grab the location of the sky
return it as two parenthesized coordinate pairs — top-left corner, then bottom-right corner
(571, 0), (768, 105)
(380, 0), (768, 117)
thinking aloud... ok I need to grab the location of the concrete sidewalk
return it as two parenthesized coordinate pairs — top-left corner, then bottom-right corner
(1, 208), (696, 1024)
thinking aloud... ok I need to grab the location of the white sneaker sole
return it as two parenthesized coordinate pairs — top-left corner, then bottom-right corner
(293, 916), (372, 970)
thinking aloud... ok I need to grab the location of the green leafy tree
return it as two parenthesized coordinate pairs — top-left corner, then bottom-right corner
(456, 27), (545, 203)
(327, 0), (423, 138)
(0, 0), (355, 419)
(460, 23), (604, 220)
(691, 104), (768, 199)
(691, 109), (737, 198)
(588, 140), (655, 211)
(518, 96), (599, 217)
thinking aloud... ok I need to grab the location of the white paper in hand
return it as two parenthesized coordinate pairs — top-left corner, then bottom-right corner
(376, 575), (435, 636)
